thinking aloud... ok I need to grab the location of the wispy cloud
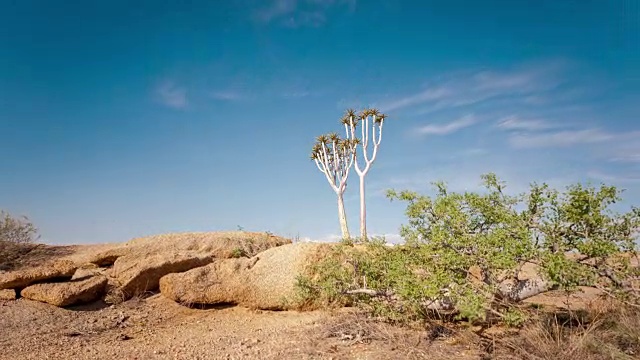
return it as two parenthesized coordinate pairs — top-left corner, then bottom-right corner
(417, 114), (477, 135)
(379, 60), (565, 114)
(608, 139), (640, 163)
(378, 88), (450, 112)
(210, 90), (245, 101)
(587, 170), (640, 184)
(254, 0), (297, 22)
(155, 81), (188, 109)
(253, 0), (355, 27)
(611, 153), (640, 163)
(508, 128), (615, 148)
(385, 166), (535, 195)
(497, 115), (560, 131)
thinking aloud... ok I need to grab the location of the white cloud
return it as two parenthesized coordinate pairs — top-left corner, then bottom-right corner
(210, 90), (244, 101)
(379, 88), (450, 112)
(417, 114), (477, 135)
(508, 128), (615, 148)
(608, 138), (640, 163)
(155, 81), (188, 109)
(379, 60), (564, 114)
(497, 116), (560, 131)
(611, 153), (640, 163)
(254, 0), (297, 22)
(387, 168), (531, 195)
(253, 0), (355, 27)
(281, 90), (311, 98)
(587, 171), (640, 184)
(473, 69), (539, 91)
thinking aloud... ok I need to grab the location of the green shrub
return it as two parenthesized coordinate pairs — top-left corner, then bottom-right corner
(230, 247), (248, 258)
(296, 173), (640, 325)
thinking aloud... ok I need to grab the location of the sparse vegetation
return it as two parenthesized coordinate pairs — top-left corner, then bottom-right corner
(0, 210), (40, 271)
(296, 173), (640, 327)
(230, 247), (248, 258)
(493, 301), (640, 359)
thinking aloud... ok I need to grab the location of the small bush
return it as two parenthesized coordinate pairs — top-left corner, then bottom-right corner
(230, 247), (248, 258)
(0, 210), (39, 270)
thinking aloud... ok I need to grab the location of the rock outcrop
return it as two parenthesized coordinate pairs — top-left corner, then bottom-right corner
(0, 231), (294, 307)
(91, 231), (292, 303)
(0, 260), (77, 290)
(108, 251), (214, 300)
(20, 275), (108, 307)
(160, 242), (332, 310)
(89, 231), (291, 266)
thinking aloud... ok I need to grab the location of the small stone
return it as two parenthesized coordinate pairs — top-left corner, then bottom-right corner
(0, 289), (16, 300)
(116, 334), (132, 341)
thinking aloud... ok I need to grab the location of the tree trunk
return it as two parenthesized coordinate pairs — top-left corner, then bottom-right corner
(359, 175), (367, 240)
(498, 278), (553, 302)
(337, 194), (350, 239)
(345, 277), (554, 313)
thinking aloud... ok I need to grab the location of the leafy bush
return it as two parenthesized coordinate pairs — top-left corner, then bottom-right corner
(297, 174), (640, 324)
(230, 247), (248, 258)
(0, 210), (39, 270)
(0, 210), (37, 244)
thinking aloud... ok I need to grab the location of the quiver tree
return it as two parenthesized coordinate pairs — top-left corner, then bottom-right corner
(311, 133), (358, 239)
(342, 108), (386, 240)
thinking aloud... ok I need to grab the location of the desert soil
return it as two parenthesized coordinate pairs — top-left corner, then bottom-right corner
(0, 295), (481, 360)
(3, 240), (606, 360)
(0, 242), (482, 360)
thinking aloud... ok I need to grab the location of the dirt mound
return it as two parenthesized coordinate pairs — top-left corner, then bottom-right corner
(20, 275), (108, 307)
(0, 259), (77, 289)
(160, 242), (333, 310)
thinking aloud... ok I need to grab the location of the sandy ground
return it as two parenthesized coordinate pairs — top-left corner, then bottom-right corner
(0, 295), (481, 360)
(1, 241), (610, 360)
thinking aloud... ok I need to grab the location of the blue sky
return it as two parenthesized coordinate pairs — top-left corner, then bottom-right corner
(1, 0), (639, 245)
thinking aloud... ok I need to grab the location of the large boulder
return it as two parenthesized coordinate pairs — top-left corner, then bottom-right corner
(160, 242), (333, 310)
(159, 257), (257, 306)
(89, 231), (291, 266)
(0, 259), (77, 290)
(107, 251), (214, 301)
(20, 275), (108, 307)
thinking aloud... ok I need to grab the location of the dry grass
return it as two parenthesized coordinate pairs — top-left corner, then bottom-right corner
(320, 310), (398, 345)
(0, 241), (41, 271)
(490, 301), (640, 360)
(306, 301), (640, 359)
(303, 308), (484, 359)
